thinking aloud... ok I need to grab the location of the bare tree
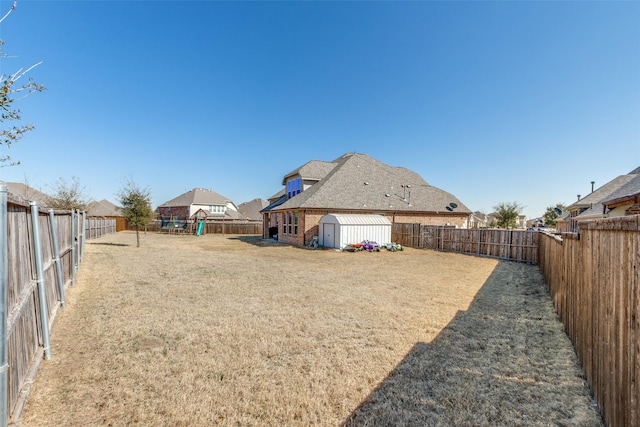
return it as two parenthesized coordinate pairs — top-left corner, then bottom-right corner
(0, 0), (45, 166)
(47, 177), (91, 211)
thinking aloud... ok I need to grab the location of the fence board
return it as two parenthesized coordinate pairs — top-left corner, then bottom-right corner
(538, 215), (640, 427)
(4, 203), (115, 423)
(391, 224), (538, 264)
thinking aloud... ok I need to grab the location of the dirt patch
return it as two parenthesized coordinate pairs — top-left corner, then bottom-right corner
(17, 232), (602, 426)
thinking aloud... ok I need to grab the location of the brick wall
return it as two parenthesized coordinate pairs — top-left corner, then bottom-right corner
(271, 208), (469, 247)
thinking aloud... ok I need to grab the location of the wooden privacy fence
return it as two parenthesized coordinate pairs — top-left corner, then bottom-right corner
(0, 189), (115, 425)
(145, 220), (262, 235)
(392, 224), (539, 263)
(538, 216), (640, 427)
(85, 217), (117, 239)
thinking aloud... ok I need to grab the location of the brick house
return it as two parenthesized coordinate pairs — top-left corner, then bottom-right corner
(559, 166), (640, 233)
(86, 199), (127, 231)
(156, 188), (240, 221)
(261, 153), (471, 246)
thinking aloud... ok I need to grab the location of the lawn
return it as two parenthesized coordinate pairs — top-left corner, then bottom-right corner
(18, 232), (602, 426)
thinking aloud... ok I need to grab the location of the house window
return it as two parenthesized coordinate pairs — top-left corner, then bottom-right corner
(282, 212), (287, 234)
(294, 212), (298, 235)
(287, 178), (301, 198)
(288, 212), (292, 234)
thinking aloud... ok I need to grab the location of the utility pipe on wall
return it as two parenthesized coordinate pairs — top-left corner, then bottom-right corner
(0, 185), (9, 426)
(29, 202), (51, 360)
(48, 209), (66, 308)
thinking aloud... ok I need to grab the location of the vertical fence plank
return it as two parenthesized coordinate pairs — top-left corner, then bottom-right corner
(4, 205), (115, 423)
(538, 216), (640, 427)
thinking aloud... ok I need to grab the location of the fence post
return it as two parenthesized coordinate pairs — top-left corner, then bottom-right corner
(70, 210), (76, 285)
(48, 209), (66, 308)
(0, 185), (8, 426)
(80, 211), (86, 263)
(29, 203), (52, 360)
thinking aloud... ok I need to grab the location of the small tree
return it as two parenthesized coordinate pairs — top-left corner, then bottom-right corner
(118, 179), (155, 247)
(0, 1), (45, 166)
(47, 176), (91, 211)
(493, 202), (523, 229)
(543, 203), (567, 228)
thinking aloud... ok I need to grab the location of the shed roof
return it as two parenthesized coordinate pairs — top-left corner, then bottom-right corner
(320, 213), (392, 225)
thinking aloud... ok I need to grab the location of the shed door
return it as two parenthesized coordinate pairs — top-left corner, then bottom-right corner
(323, 223), (335, 248)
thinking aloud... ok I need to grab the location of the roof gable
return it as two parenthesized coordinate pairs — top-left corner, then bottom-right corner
(87, 199), (122, 217)
(282, 160), (337, 185)
(159, 188), (232, 207)
(237, 198), (268, 221)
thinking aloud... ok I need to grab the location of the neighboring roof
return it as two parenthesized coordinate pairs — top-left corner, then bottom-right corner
(600, 174), (640, 206)
(569, 167), (640, 218)
(86, 199), (122, 217)
(3, 182), (52, 207)
(281, 160), (337, 185)
(237, 198), (268, 221)
(320, 213), (392, 226)
(272, 153), (470, 214)
(261, 193), (288, 213)
(158, 188), (233, 207)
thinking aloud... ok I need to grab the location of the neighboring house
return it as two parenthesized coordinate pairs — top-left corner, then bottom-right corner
(469, 211), (489, 229)
(526, 217), (546, 229)
(600, 171), (640, 218)
(261, 153), (471, 246)
(561, 166), (640, 233)
(237, 198), (268, 222)
(86, 199), (127, 232)
(156, 188), (240, 221)
(4, 181), (52, 207)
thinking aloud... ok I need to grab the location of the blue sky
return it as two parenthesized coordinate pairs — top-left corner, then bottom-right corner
(0, 0), (638, 219)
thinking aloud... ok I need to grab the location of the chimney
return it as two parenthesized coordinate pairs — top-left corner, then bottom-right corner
(577, 194), (581, 201)
(591, 181), (595, 193)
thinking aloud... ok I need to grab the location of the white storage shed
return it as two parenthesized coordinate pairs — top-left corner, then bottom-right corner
(318, 214), (392, 249)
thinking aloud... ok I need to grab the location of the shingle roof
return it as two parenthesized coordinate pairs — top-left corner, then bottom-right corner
(86, 199), (122, 217)
(158, 188), (232, 207)
(596, 173), (640, 208)
(3, 182), (52, 207)
(272, 153), (470, 213)
(281, 160), (337, 185)
(570, 167), (640, 218)
(237, 198), (268, 221)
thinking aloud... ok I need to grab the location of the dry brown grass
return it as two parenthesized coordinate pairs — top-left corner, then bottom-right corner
(18, 232), (602, 426)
